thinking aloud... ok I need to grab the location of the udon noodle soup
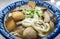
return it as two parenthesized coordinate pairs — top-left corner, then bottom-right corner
(4, 1), (56, 39)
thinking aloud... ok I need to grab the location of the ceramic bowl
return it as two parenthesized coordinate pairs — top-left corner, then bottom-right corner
(0, 0), (60, 39)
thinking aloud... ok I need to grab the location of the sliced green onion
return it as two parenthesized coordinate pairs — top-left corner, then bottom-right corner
(22, 9), (26, 14)
(36, 11), (43, 19)
(25, 15), (31, 18)
(29, 12), (34, 18)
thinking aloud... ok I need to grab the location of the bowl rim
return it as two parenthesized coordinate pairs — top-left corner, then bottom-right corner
(0, 0), (60, 39)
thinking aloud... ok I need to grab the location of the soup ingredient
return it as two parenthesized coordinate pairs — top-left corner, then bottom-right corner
(10, 28), (23, 38)
(15, 36), (22, 39)
(8, 13), (12, 17)
(32, 21), (50, 32)
(20, 5), (30, 10)
(51, 15), (56, 22)
(36, 10), (43, 19)
(23, 27), (37, 39)
(38, 31), (49, 37)
(46, 10), (53, 17)
(28, 1), (36, 8)
(29, 8), (34, 18)
(24, 8), (43, 19)
(12, 11), (24, 21)
(5, 17), (16, 32)
(38, 21), (54, 37)
(49, 21), (54, 32)
(22, 19), (32, 27)
(44, 11), (50, 22)
(12, 7), (20, 12)
(35, 6), (47, 12)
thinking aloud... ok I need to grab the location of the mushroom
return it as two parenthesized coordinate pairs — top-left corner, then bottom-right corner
(20, 5), (31, 10)
(49, 21), (54, 32)
(50, 15), (56, 22)
(43, 11), (50, 22)
(12, 11), (24, 21)
(23, 27), (37, 39)
(28, 1), (36, 8)
(44, 10), (56, 22)
(11, 7), (20, 12)
(46, 10), (53, 17)
(5, 17), (16, 32)
(10, 26), (25, 38)
(11, 5), (30, 12)
(39, 7), (47, 12)
(14, 28), (23, 38)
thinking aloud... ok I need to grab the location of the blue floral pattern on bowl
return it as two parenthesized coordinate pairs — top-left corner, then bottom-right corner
(0, 0), (60, 39)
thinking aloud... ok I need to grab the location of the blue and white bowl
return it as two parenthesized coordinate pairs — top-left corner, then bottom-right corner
(0, 0), (60, 39)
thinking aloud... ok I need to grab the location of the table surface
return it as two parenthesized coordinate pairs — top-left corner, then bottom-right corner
(0, 0), (60, 39)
